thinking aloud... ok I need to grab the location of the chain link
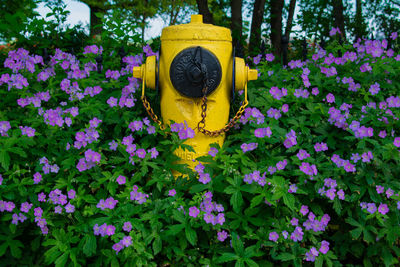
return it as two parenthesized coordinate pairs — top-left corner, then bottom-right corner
(197, 86), (248, 137)
(141, 95), (166, 130)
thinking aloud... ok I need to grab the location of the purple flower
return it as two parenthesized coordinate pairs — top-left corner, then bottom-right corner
(305, 247), (319, 262)
(367, 203), (377, 214)
(314, 142), (328, 152)
(325, 93), (335, 103)
(208, 147), (218, 157)
(217, 230), (228, 242)
(291, 217), (299, 226)
(290, 226), (303, 242)
(34, 207), (43, 217)
(386, 188), (394, 198)
(107, 97), (118, 107)
(117, 175), (126, 185)
(288, 184), (297, 193)
(265, 53), (275, 62)
(337, 189), (345, 200)
(123, 221), (132, 232)
(68, 189), (76, 199)
(203, 212), (214, 224)
(112, 242), (123, 254)
(121, 236), (132, 247)
(216, 213), (225, 225)
(282, 230), (288, 239)
(376, 185), (384, 194)
(311, 87), (319, 95)
(189, 206), (200, 218)
(54, 206), (62, 214)
(254, 127), (272, 138)
(38, 192), (46, 202)
(394, 137), (400, 147)
(20, 202), (32, 213)
(136, 148), (146, 159)
(378, 203), (389, 215)
(319, 240), (330, 254)
(269, 231), (279, 242)
(241, 142), (258, 153)
(296, 149), (310, 160)
(168, 189), (176, 197)
(300, 205), (309, 216)
(369, 82), (380, 95)
(148, 147), (159, 159)
(33, 172), (42, 184)
(199, 172), (211, 184)
(65, 202), (75, 213)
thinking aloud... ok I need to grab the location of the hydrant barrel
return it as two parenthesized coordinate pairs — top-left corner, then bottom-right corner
(135, 14), (258, 174)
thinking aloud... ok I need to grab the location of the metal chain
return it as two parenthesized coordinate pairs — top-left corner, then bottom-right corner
(197, 86), (248, 137)
(140, 69), (166, 130)
(141, 95), (166, 130)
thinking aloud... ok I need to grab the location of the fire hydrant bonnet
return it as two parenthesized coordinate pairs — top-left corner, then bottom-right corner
(161, 15), (232, 42)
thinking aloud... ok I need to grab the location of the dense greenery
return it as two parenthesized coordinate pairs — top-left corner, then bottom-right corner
(1, 11), (400, 265)
(1, 1), (400, 266)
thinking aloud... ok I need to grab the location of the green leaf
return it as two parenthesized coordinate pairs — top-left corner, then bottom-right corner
(189, 184), (208, 194)
(9, 240), (23, 258)
(166, 224), (184, 236)
(250, 195), (264, 208)
(231, 191), (243, 213)
(83, 235), (97, 257)
(185, 225), (197, 246)
(44, 246), (62, 264)
(245, 258), (259, 267)
(153, 236), (162, 255)
(0, 242), (8, 257)
(231, 233), (244, 255)
(235, 259), (245, 267)
(350, 228), (362, 239)
(0, 150), (10, 171)
(55, 252), (69, 267)
(315, 256), (323, 267)
(216, 253), (239, 263)
(283, 193), (295, 210)
(172, 210), (185, 223)
(8, 147), (27, 158)
(275, 253), (295, 261)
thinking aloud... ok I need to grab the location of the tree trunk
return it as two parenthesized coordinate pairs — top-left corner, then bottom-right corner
(332, 0), (345, 40)
(354, 0), (363, 40)
(231, 0), (243, 46)
(248, 0), (266, 55)
(270, 0), (284, 60)
(285, 0), (296, 39)
(196, 0), (214, 24)
(90, 5), (103, 37)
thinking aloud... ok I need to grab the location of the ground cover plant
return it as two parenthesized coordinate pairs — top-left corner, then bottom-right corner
(0, 30), (400, 266)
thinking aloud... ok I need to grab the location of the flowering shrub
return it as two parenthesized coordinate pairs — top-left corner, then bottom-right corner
(0, 33), (400, 266)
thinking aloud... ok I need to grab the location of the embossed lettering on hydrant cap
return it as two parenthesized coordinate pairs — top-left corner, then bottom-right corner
(170, 46), (222, 98)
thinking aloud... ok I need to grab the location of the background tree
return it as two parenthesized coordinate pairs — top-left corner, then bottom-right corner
(231, 0), (243, 47)
(0, 0), (39, 43)
(269, 0), (284, 60)
(248, 0), (266, 55)
(332, 0), (346, 40)
(195, 0), (214, 23)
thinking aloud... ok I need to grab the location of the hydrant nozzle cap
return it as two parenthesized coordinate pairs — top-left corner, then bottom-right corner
(191, 14), (203, 24)
(133, 66), (142, 78)
(248, 69), (258, 81)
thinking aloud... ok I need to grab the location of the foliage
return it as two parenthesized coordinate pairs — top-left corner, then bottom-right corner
(1, 9), (400, 267)
(0, 0), (39, 43)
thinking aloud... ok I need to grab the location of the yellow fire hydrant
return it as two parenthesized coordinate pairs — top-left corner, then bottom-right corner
(133, 14), (257, 172)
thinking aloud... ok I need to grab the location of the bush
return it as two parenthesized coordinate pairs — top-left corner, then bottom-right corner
(0, 31), (399, 266)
